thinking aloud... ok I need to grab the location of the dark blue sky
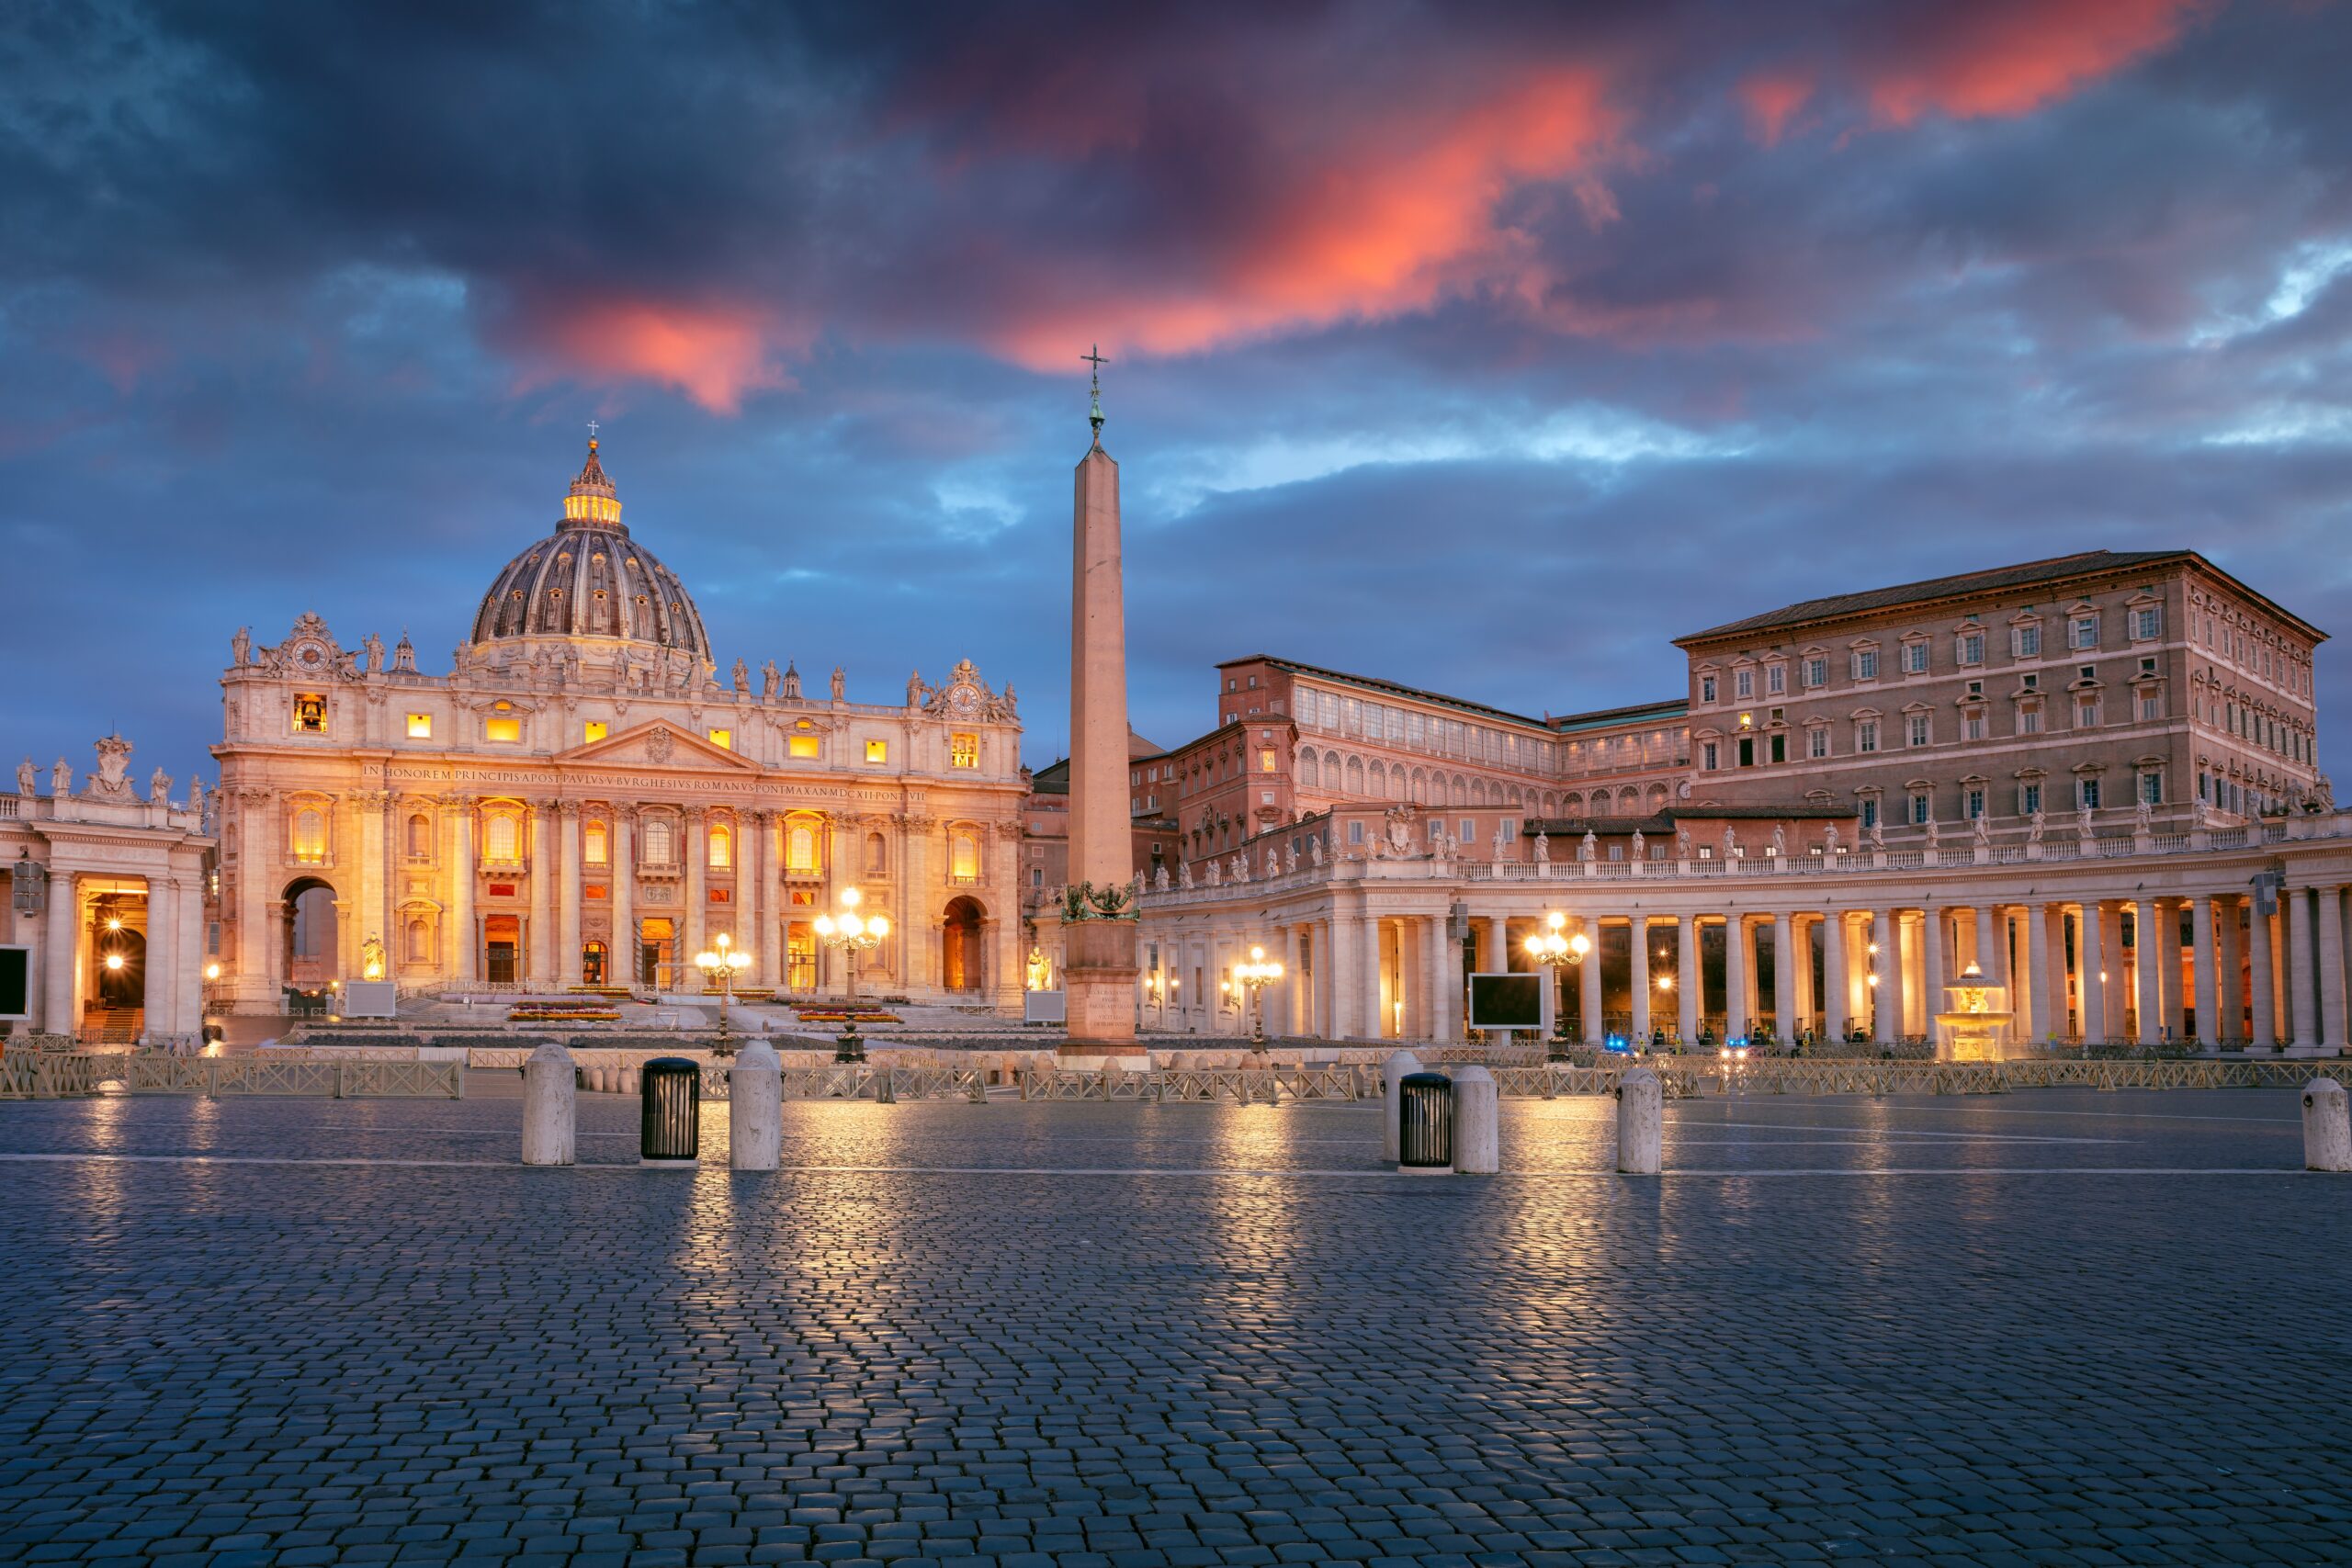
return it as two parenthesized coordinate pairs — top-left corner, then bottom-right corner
(6, 0), (2351, 787)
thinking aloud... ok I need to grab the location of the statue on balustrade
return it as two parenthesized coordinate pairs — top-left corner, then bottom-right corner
(1579, 829), (1597, 862)
(1629, 829), (1645, 862)
(1973, 810), (1992, 845)
(2134, 795), (2154, 831)
(15, 758), (32, 796)
(1532, 831), (1549, 863)
(1178, 860), (1194, 889)
(1770, 823), (1786, 855)
(1307, 835), (1323, 867)
(2028, 807), (2046, 844)
(2076, 802), (2096, 840)
(149, 768), (171, 807)
(1675, 827), (1691, 860)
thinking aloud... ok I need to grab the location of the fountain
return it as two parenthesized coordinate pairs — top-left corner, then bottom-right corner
(1934, 962), (2013, 1061)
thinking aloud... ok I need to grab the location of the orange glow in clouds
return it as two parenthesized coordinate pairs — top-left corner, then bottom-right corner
(1867, 0), (2211, 125)
(536, 300), (797, 414)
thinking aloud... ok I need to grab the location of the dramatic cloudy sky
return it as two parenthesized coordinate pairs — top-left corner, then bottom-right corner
(6, 0), (2352, 785)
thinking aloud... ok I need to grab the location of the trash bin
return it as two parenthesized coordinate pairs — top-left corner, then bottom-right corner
(1397, 1070), (1454, 1174)
(639, 1057), (701, 1167)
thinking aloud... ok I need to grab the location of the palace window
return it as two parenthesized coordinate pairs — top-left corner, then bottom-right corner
(1860, 797), (1879, 829)
(1852, 649), (1879, 681)
(1908, 793), (1930, 826)
(293, 694), (328, 734)
(1807, 727), (1828, 760)
(583, 721), (608, 743)
(1804, 657), (1827, 688)
(865, 739), (888, 764)
(707, 728), (732, 751)
(2014, 623), (2042, 658)
(1906, 714), (1931, 748)
(1766, 664), (1785, 696)
(2079, 777), (2102, 810)
(1903, 642), (1930, 674)
(708, 823), (732, 870)
(2140, 770), (2165, 807)
(788, 735), (820, 759)
(406, 713), (433, 739)
(2020, 781), (2042, 816)
(1966, 787), (1985, 819)
(950, 829), (980, 882)
(1857, 719), (1879, 753)
(2076, 695), (2100, 728)
(786, 824), (818, 873)
(1702, 741), (1719, 771)
(2070, 614), (2099, 649)
(2139, 691), (2163, 721)
(2018, 703), (2042, 735)
(1700, 675), (1718, 704)
(2132, 606), (2162, 640)
(1735, 668), (1754, 699)
(950, 733), (979, 769)
(485, 717), (521, 744)
(1964, 711), (1986, 741)
(1957, 632), (1984, 666)
(1260, 748), (1276, 773)
(642, 818), (675, 865)
(291, 807), (327, 863)
(585, 821), (609, 866)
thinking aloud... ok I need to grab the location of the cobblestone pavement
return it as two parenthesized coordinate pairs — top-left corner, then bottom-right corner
(1, 1086), (2347, 1565)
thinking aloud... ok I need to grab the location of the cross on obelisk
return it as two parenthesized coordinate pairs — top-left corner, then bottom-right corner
(1081, 344), (1106, 442)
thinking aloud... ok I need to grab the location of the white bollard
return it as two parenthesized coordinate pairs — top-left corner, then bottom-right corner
(1381, 1050), (1423, 1162)
(729, 1041), (783, 1170)
(521, 1043), (576, 1167)
(1452, 1066), (1498, 1175)
(2304, 1077), (2351, 1172)
(1616, 1067), (1662, 1175)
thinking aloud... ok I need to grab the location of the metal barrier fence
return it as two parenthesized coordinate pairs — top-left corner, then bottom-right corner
(0, 1055), (464, 1100)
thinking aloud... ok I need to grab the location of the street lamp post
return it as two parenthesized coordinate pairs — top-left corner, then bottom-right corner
(814, 887), (890, 1063)
(1521, 912), (1590, 1055)
(693, 931), (752, 1055)
(1234, 944), (1285, 1045)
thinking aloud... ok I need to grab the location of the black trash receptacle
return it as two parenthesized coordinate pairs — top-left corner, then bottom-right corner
(640, 1057), (701, 1167)
(1397, 1071), (1454, 1174)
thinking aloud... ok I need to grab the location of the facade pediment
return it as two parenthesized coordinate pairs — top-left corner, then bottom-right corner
(556, 721), (763, 773)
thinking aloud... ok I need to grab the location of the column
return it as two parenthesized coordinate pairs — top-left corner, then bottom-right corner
(2249, 893), (2278, 1050)
(356, 792), (386, 983)
(2216, 897), (2242, 1044)
(1724, 915), (1749, 1042)
(899, 815), (932, 993)
(2078, 904), (2106, 1043)
(752, 812), (778, 995)
(610, 808), (636, 990)
(2099, 903), (2128, 1040)
(1823, 911), (1849, 1042)
(2319, 886), (2347, 1052)
(2134, 898), (2162, 1047)
(42, 868), (78, 1035)
(1675, 914), (1698, 1042)
(2026, 903), (2053, 1043)
(235, 789), (272, 1005)
(2191, 896), (2219, 1047)
(177, 874), (203, 1035)
(447, 801), (476, 983)
(529, 801), (557, 983)
(1486, 915), (1508, 976)
(1871, 908), (1895, 1043)
(1430, 916), (1459, 1043)
(143, 879), (175, 1039)
(2004, 911), (2030, 1037)
(1629, 918), (1651, 1043)
(1283, 924), (1305, 1036)
(1793, 914), (1816, 1032)
(558, 802), (583, 987)
(1579, 916), (1603, 1044)
(1317, 918), (1338, 1038)
(1974, 906), (2001, 986)
(1360, 914), (1382, 1040)
(2280, 886), (2304, 1046)
(2159, 898), (2186, 1042)
(684, 807), (708, 975)
(1395, 919), (1423, 1039)
(1771, 911), (1795, 1037)
(1922, 908), (1944, 1042)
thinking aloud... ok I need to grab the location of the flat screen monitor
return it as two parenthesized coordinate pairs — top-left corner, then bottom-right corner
(1467, 971), (1543, 1032)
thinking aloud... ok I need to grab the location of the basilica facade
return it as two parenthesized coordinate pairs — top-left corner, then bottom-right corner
(209, 439), (1026, 1014)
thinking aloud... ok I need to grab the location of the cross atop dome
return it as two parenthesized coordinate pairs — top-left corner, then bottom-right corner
(563, 430), (621, 527)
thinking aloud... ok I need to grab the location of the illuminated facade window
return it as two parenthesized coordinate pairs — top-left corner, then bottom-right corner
(950, 733), (979, 769)
(483, 812), (521, 865)
(707, 728), (731, 750)
(865, 739), (888, 764)
(293, 694), (328, 734)
(291, 807), (327, 863)
(950, 829), (980, 881)
(642, 818), (674, 864)
(486, 717), (521, 744)
(788, 735), (820, 760)
(1259, 749), (1276, 773)
(708, 823), (732, 869)
(584, 821), (608, 865)
(583, 720), (608, 743)
(406, 713), (432, 739)
(786, 824), (818, 873)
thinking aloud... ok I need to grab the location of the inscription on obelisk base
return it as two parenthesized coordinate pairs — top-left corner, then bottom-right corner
(1059, 353), (1146, 1066)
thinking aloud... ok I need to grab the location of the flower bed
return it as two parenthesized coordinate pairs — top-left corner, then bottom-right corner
(794, 1010), (902, 1025)
(510, 1004), (623, 1022)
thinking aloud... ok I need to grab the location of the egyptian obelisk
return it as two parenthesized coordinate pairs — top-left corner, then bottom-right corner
(1059, 348), (1143, 1062)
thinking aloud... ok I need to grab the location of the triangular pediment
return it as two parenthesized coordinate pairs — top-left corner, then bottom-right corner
(556, 720), (763, 773)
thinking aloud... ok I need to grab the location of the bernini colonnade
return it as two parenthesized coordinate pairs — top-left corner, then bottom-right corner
(1140, 816), (2352, 1052)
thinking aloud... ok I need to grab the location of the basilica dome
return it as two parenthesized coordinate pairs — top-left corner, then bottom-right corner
(469, 438), (712, 662)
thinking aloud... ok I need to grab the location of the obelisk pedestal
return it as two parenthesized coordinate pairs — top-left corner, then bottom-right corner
(1059, 378), (1144, 1066)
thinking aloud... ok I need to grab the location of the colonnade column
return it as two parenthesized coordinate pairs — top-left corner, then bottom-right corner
(2132, 898), (2162, 1046)
(1360, 914), (1382, 1040)
(1921, 908), (1944, 1043)
(1316, 918), (1337, 1038)
(1578, 918), (1603, 1044)
(2248, 893), (2277, 1050)
(2077, 904), (2105, 1042)
(1771, 911), (1795, 1037)
(1629, 919), (1651, 1043)
(1822, 910), (1849, 1042)
(42, 869), (78, 1035)
(1423, 917), (1452, 1043)
(751, 812), (777, 995)
(1793, 916), (1816, 1033)
(143, 878), (175, 1038)
(177, 877), (203, 1036)
(1973, 906), (2001, 986)
(609, 809), (635, 990)
(2319, 886), (2348, 1052)
(2216, 898), (2242, 1043)
(1486, 916), (1508, 976)
(1285, 923), (1306, 1037)
(2099, 904), (2127, 1040)
(2191, 896), (2219, 1046)
(2160, 900), (2187, 1042)
(1676, 914), (1698, 1042)
(2280, 886), (2305, 1046)
(2026, 903), (2053, 1043)
(448, 802), (476, 984)
(1724, 915), (1749, 1042)
(1871, 908), (1895, 1043)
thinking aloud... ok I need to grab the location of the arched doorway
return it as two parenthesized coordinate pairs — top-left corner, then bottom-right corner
(95, 927), (145, 1009)
(638, 917), (674, 989)
(786, 920), (816, 993)
(943, 897), (985, 994)
(284, 877), (338, 988)
(483, 914), (520, 983)
(582, 940), (608, 987)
